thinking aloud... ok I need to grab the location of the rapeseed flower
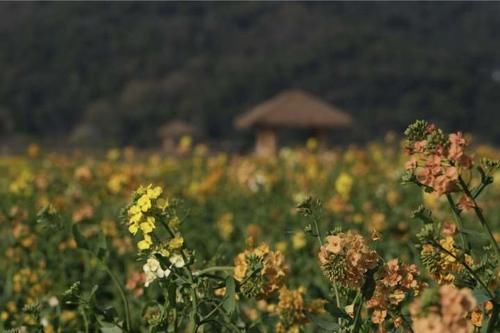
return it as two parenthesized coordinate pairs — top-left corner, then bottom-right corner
(318, 231), (378, 289)
(275, 286), (325, 333)
(126, 185), (164, 250)
(410, 285), (476, 333)
(143, 257), (170, 287)
(335, 172), (353, 200)
(234, 243), (288, 299)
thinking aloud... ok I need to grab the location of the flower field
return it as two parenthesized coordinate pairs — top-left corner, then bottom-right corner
(1, 122), (499, 332)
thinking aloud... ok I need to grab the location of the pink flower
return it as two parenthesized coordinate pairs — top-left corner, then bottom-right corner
(457, 195), (476, 212)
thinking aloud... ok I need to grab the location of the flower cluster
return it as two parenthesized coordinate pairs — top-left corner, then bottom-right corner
(142, 257), (171, 287)
(366, 259), (423, 326)
(318, 231), (378, 289)
(274, 286), (326, 333)
(410, 284), (477, 333)
(126, 184), (166, 250)
(404, 120), (472, 196)
(420, 236), (474, 285)
(234, 243), (288, 299)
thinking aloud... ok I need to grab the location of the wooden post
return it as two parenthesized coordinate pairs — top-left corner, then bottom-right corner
(162, 137), (175, 152)
(314, 128), (329, 150)
(255, 127), (277, 157)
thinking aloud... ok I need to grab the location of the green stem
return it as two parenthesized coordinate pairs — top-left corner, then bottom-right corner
(313, 214), (342, 325)
(458, 176), (499, 258)
(312, 215), (323, 246)
(473, 182), (488, 199)
(80, 308), (89, 333)
(445, 194), (469, 252)
(159, 218), (199, 327)
(352, 292), (363, 332)
(102, 264), (132, 332)
(200, 298), (226, 323)
(193, 266), (234, 276)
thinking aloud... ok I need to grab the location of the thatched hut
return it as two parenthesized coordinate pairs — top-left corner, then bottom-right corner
(157, 120), (198, 151)
(235, 90), (353, 156)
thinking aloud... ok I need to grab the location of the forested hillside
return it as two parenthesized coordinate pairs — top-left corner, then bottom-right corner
(1, 3), (499, 146)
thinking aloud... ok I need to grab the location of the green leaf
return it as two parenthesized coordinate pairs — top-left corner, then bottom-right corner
(325, 302), (351, 320)
(460, 229), (489, 245)
(89, 284), (99, 298)
(223, 276), (236, 315)
(307, 313), (340, 331)
(472, 288), (491, 304)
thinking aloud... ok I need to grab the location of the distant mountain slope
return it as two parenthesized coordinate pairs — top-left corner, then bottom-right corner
(0, 3), (499, 145)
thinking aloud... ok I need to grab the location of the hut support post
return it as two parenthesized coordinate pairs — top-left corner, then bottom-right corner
(255, 127), (277, 157)
(314, 128), (329, 150)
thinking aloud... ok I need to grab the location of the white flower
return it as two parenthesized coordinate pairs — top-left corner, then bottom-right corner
(157, 267), (171, 279)
(144, 270), (157, 287)
(145, 258), (160, 272)
(48, 296), (59, 307)
(170, 254), (185, 268)
(143, 257), (171, 287)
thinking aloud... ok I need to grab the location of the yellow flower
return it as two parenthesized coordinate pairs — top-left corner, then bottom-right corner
(178, 135), (192, 153)
(306, 137), (318, 151)
(107, 174), (127, 194)
(146, 186), (162, 199)
(439, 237), (456, 263)
(216, 213), (234, 240)
(157, 198), (169, 210)
(61, 310), (77, 322)
(158, 247), (170, 258)
(169, 216), (181, 229)
(169, 236), (184, 250)
(136, 185), (147, 195)
(137, 195), (152, 212)
(276, 241), (287, 253)
(138, 235), (153, 250)
(292, 231), (307, 250)
(140, 216), (156, 234)
(335, 172), (353, 200)
(128, 205), (143, 224)
(106, 148), (120, 161)
(352, 213), (364, 224)
(128, 223), (139, 235)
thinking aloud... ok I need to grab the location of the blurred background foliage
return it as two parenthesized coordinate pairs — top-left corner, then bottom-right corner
(0, 2), (499, 147)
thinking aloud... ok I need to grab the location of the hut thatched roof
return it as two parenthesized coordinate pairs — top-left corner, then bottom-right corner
(235, 90), (353, 129)
(158, 120), (197, 138)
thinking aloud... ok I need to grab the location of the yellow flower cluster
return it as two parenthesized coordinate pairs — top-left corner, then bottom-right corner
(9, 170), (33, 195)
(275, 286), (326, 333)
(234, 243), (288, 299)
(127, 185), (166, 250)
(421, 236), (474, 285)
